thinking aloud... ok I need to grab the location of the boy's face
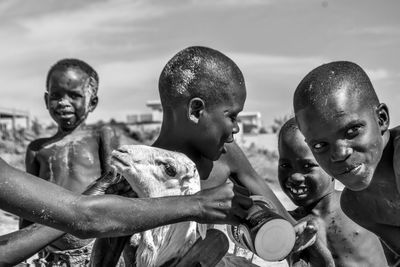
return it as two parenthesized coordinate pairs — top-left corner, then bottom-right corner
(295, 91), (384, 191)
(45, 68), (97, 131)
(196, 80), (246, 161)
(278, 128), (333, 207)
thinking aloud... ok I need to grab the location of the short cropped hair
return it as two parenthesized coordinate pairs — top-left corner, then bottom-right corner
(46, 58), (99, 95)
(294, 61), (379, 112)
(278, 117), (298, 145)
(158, 46), (244, 110)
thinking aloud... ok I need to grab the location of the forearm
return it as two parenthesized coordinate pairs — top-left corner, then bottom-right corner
(73, 194), (199, 238)
(0, 224), (64, 266)
(244, 178), (296, 224)
(0, 159), (200, 238)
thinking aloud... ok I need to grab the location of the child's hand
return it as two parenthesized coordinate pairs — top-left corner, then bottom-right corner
(105, 179), (138, 198)
(292, 216), (318, 253)
(194, 180), (253, 225)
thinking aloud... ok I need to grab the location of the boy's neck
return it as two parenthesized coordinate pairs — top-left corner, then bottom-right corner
(303, 188), (337, 216)
(153, 133), (202, 165)
(56, 122), (86, 136)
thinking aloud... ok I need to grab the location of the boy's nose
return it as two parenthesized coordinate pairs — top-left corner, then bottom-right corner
(330, 144), (352, 162)
(288, 172), (305, 184)
(57, 98), (71, 106)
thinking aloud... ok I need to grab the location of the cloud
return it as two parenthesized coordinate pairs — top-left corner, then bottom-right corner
(228, 52), (326, 76)
(365, 68), (390, 81)
(345, 26), (400, 36)
(189, 0), (275, 6)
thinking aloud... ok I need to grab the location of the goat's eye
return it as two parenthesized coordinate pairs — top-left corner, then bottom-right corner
(164, 163), (177, 177)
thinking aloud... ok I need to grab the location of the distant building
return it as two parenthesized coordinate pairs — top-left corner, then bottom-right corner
(127, 100), (163, 124)
(126, 101), (263, 135)
(237, 111), (262, 134)
(126, 100), (163, 133)
(0, 107), (30, 137)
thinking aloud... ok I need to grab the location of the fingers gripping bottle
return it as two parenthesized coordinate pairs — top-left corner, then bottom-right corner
(227, 195), (296, 261)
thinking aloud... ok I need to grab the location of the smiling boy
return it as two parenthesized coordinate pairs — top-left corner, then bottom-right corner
(22, 58), (122, 265)
(293, 61), (400, 255)
(278, 118), (389, 266)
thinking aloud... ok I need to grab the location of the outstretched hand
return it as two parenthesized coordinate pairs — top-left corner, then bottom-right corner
(292, 216), (318, 253)
(194, 180), (253, 225)
(289, 216), (335, 267)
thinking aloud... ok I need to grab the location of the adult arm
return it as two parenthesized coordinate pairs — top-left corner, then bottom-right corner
(0, 173), (128, 265)
(0, 157), (251, 238)
(0, 224), (64, 266)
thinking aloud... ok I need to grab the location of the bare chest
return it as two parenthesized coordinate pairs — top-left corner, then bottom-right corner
(35, 137), (101, 188)
(322, 212), (386, 266)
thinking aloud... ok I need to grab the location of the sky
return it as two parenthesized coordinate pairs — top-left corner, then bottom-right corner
(1, 0), (400, 127)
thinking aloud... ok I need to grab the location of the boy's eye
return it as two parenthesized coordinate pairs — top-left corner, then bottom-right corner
(49, 92), (60, 99)
(346, 126), (361, 138)
(70, 93), (82, 99)
(303, 163), (318, 169)
(312, 142), (327, 152)
(279, 163), (290, 169)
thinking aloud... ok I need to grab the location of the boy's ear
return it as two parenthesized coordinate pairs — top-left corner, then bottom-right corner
(376, 103), (389, 132)
(89, 96), (98, 112)
(188, 97), (205, 124)
(44, 92), (49, 110)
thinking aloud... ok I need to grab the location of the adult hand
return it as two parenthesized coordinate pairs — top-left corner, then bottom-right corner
(194, 180), (253, 225)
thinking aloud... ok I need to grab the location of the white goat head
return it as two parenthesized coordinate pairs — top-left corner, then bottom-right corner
(109, 145), (206, 267)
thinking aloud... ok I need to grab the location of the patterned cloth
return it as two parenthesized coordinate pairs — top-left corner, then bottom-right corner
(31, 242), (93, 267)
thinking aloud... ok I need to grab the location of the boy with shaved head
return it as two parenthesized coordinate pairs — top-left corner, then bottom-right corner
(293, 61), (400, 255)
(92, 46), (316, 266)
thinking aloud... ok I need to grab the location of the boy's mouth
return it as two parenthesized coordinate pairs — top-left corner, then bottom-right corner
(56, 110), (74, 119)
(336, 164), (363, 178)
(286, 185), (309, 199)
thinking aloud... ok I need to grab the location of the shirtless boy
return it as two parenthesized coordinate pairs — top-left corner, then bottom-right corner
(21, 58), (122, 265)
(278, 117), (390, 266)
(293, 61), (400, 255)
(92, 46), (317, 266)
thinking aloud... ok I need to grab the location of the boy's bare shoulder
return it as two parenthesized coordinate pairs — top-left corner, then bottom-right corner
(390, 126), (400, 140)
(340, 188), (371, 226)
(27, 136), (56, 152)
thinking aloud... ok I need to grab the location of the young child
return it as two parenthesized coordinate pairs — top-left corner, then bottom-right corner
(21, 58), (123, 265)
(92, 46), (317, 266)
(293, 61), (400, 256)
(278, 117), (390, 266)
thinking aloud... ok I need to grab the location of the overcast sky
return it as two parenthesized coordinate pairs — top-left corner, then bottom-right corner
(1, 0), (399, 127)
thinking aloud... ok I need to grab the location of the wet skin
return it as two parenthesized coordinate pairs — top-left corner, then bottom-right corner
(295, 89), (400, 254)
(94, 72), (304, 265)
(279, 127), (388, 266)
(22, 68), (118, 250)
(189, 79), (246, 162)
